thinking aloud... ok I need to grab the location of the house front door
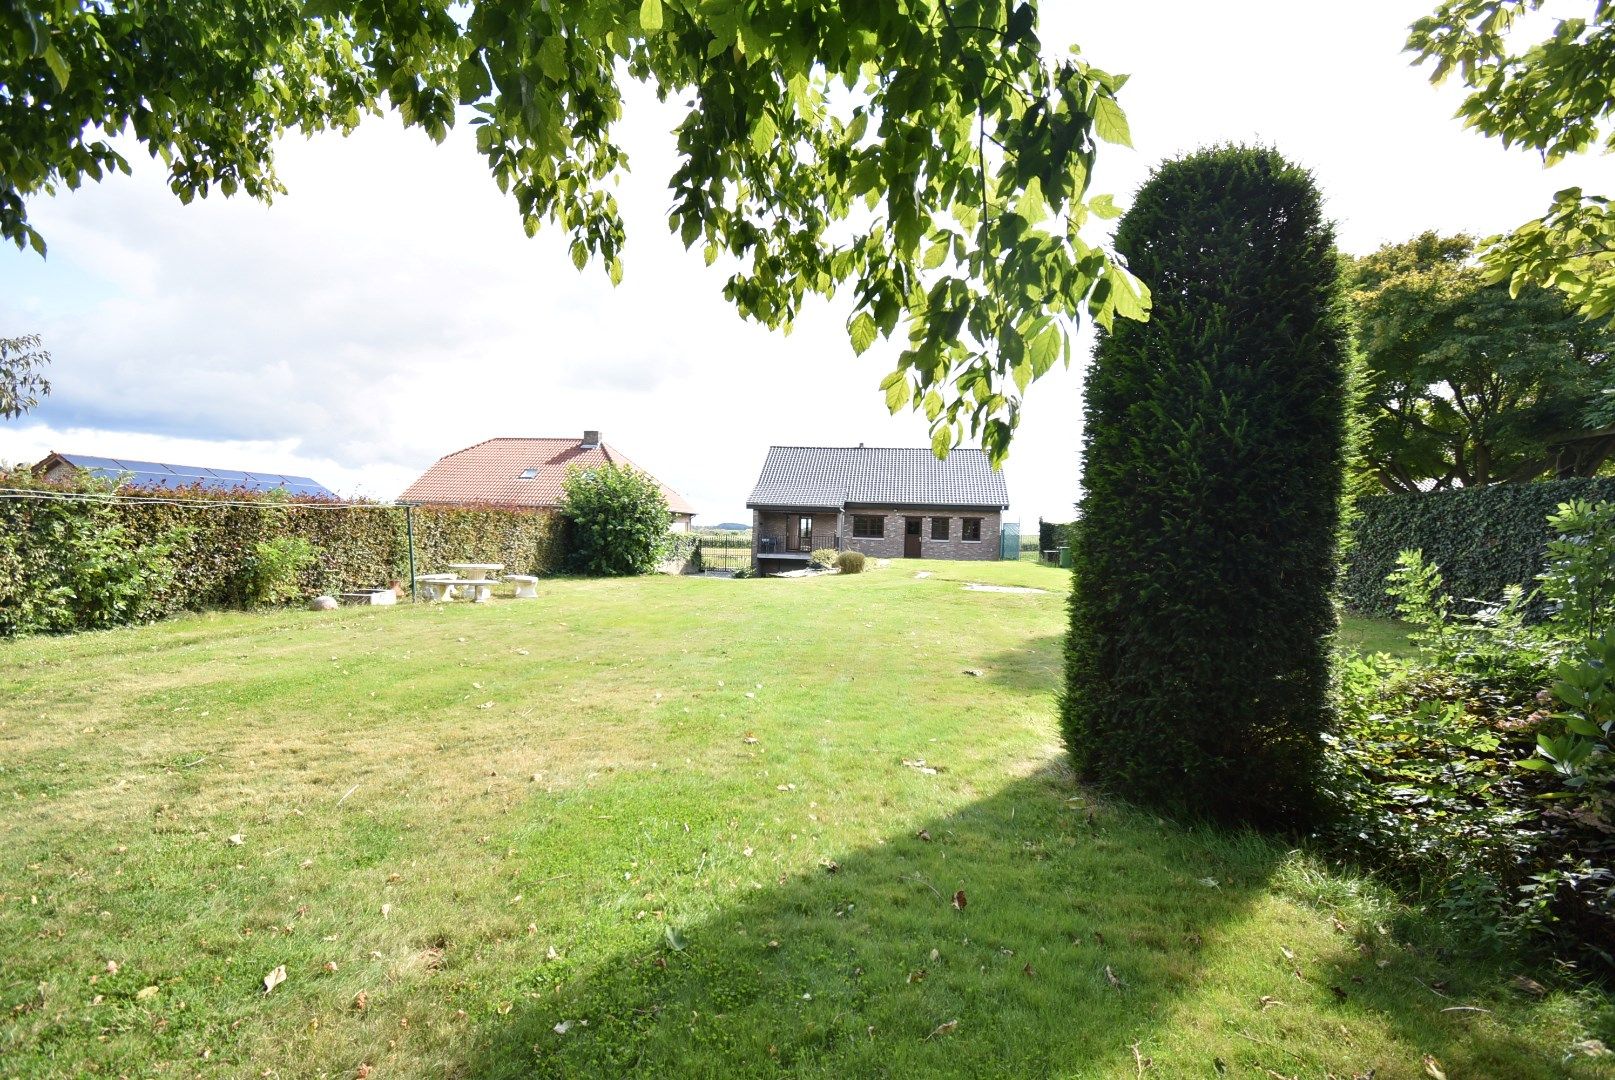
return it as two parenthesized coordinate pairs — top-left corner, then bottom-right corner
(904, 517), (923, 558)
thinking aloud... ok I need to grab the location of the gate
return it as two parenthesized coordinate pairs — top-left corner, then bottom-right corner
(999, 519), (1021, 560)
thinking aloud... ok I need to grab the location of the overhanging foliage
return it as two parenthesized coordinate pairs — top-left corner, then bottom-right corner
(1, 0), (1149, 459)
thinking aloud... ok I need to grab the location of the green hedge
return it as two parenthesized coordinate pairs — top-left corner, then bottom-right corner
(0, 470), (565, 633)
(1343, 479), (1615, 617)
(1037, 518), (1071, 554)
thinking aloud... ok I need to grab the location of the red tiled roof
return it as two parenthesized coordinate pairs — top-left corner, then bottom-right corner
(400, 437), (697, 516)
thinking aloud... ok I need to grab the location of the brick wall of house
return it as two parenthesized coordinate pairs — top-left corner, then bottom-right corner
(842, 509), (1001, 561)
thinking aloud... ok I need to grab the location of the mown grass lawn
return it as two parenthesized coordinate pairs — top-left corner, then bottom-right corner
(1, 560), (1607, 1078)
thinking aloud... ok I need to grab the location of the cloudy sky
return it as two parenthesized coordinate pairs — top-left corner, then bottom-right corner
(1, 2), (1605, 523)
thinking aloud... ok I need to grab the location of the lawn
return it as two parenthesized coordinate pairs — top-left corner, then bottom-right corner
(2, 560), (1607, 1077)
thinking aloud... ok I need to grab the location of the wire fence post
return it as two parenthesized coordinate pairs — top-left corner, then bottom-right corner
(404, 503), (417, 603)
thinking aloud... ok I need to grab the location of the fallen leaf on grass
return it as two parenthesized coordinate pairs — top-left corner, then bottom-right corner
(1510, 974), (1548, 997)
(1423, 1054), (1447, 1079)
(743, 734), (759, 744)
(1022, 963), (1036, 978)
(1105, 966), (1122, 989)
(553, 1020), (573, 1035)
(1570, 1039), (1611, 1058)
(136, 986), (158, 1001)
(381, 903), (393, 919)
(901, 759), (942, 775)
(1197, 877), (1219, 888)
(907, 969), (927, 984)
(952, 890), (967, 911)
(961, 669), (983, 677)
(263, 965), (287, 994)
(352, 991), (368, 1012)
(916, 829), (931, 842)
(478, 701), (495, 710)
(323, 961), (338, 973)
(1259, 996), (1284, 1010)
(105, 960), (118, 975)
(925, 1019), (958, 1040)
(356, 1065), (372, 1079)
(227, 834), (245, 846)
(664, 927), (687, 952)
(820, 859), (839, 873)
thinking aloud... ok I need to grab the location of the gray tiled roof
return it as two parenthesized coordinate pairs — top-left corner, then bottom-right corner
(746, 446), (1009, 510)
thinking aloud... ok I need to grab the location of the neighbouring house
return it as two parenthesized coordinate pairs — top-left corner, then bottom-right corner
(745, 445), (1010, 574)
(401, 431), (697, 529)
(34, 452), (335, 497)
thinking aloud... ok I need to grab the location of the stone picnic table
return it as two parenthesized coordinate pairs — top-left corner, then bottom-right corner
(415, 563), (540, 602)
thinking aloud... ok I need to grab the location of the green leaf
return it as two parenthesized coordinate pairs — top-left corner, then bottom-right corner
(923, 240), (948, 270)
(1090, 193), (1121, 219)
(1011, 358), (1032, 394)
(931, 426), (953, 457)
(884, 373), (911, 413)
(1093, 96), (1131, 147)
(43, 43), (69, 90)
(849, 311), (878, 355)
(750, 113), (778, 157)
(639, 0), (664, 33)
(1109, 266), (1150, 322)
(1029, 324), (1061, 377)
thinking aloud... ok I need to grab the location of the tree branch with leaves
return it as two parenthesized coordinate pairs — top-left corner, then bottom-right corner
(2, 0), (1148, 460)
(1410, 1), (1615, 322)
(0, 334), (51, 420)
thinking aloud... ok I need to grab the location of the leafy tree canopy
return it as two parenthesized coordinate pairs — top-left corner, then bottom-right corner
(1348, 231), (1615, 491)
(1410, 2), (1615, 322)
(0, 333), (51, 419)
(1, 0), (1149, 460)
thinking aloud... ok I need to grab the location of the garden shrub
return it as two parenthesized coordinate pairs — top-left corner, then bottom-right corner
(835, 550), (866, 574)
(0, 474), (186, 634)
(559, 463), (670, 576)
(243, 535), (317, 606)
(1323, 500), (1615, 967)
(1343, 478), (1615, 618)
(809, 548), (839, 569)
(1062, 145), (1350, 828)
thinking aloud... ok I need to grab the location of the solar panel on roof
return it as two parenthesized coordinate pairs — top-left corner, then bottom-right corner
(108, 458), (175, 474)
(52, 453), (336, 498)
(61, 454), (125, 471)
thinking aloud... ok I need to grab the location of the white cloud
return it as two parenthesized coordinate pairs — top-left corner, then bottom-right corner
(1, 1), (1605, 523)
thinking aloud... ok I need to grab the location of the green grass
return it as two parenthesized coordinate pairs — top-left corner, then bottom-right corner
(1338, 613), (1418, 659)
(1, 560), (1607, 1077)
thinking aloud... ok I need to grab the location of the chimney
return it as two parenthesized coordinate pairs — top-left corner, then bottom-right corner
(582, 430), (601, 449)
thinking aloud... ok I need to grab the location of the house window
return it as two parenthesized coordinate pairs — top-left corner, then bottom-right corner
(962, 517), (982, 542)
(931, 517), (949, 541)
(852, 515), (884, 538)
(797, 515), (813, 551)
(518, 468), (538, 480)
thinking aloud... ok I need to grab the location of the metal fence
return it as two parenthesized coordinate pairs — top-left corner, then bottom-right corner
(692, 531), (752, 572)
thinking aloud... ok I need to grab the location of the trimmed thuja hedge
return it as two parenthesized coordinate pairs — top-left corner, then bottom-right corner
(1062, 146), (1350, 828)
(0, 470), (564, 634)
(1343, 478), (1615, 617)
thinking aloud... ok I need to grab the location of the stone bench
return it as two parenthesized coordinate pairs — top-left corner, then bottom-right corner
(503, 574), (539, 599)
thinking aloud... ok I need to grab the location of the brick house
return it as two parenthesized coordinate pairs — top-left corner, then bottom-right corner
(401, 431), (696, 529)
(745, 445), (1009, 574)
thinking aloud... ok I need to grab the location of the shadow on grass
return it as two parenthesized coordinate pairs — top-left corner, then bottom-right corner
(978, 633), (1065, 695)
(457, 762), (1283, 1078)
